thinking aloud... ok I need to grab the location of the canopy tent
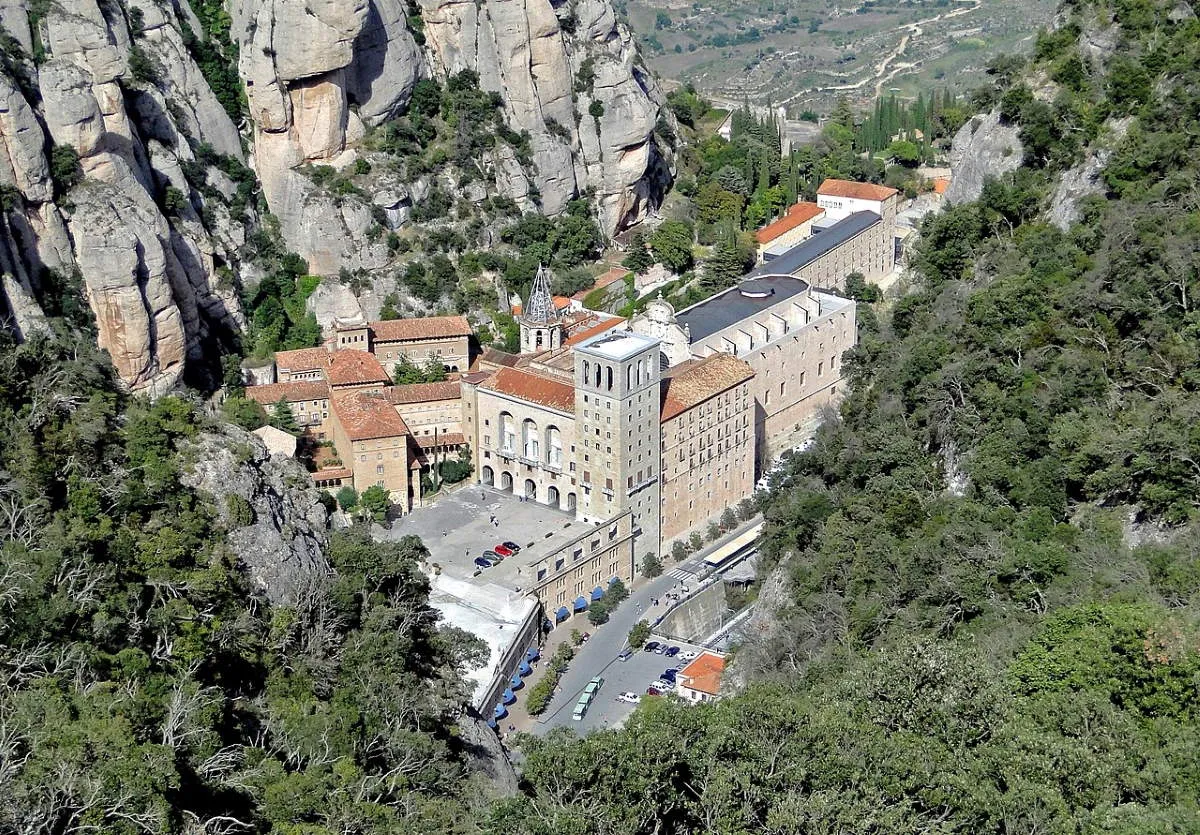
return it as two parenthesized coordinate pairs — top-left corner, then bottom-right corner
(510, 674), (523, 689)
(573, 596), (588, 612)
(502, 689), (516, 705)
(609, 576), (621, 585)
(493, 705), (508, 719)
(555, 606), (570, 621)
(590, 586), (605, 601)
(518, 661), (533, 676)
(526, 647), (540, 661)
(486, 718), (498, 730)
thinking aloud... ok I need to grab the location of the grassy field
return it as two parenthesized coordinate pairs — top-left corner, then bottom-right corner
(621, 0), (1055, 116)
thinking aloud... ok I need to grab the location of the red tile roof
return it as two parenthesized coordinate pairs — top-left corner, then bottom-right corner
(245, 380), (330, 404)
(480, 348), (525, 369)
(660, 354), (755, 422)
(413, 432), (466, 449)
(479, 367), (576, 413)
(563, 314), (626, 347)
(678, 652), (725, 696)
(331, 392), (410, 441)
(385, 381), (461, 404)
(327, 350), (390, 387)
(312, 467), (353, 481)
(932, 176), (950, 195)
(274, 346), (331, 374)
(817, 179), (898, 202)
(370, 315), (472, 342)
(755, 202), (825, 244)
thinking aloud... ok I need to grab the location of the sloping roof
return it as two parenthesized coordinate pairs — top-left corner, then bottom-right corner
(331, 392), (410, 441)
(386, 381), (461, 404)
(563, 314), (626, 346)
(661, 354), (755, 422)
(245, 380), (330, 404)
(371, 315), (472, 342)
(480, 348), (525, 369)
(479, 367), (576, 413)
(817, 178), (898, 202)
(511, 297), (571, 317)
(312, 467), (353, 481)
(932, 176), (950, 195)
(461, 370), (496, 385)
(744, 211), (881, 286)
(678, 652), (725, 696)
(755, 202), (825, 244)
(252, 424), (298, 457)
(413, 432), (466, 449)
(274, 346), (330, 374)
(327, 350), (390, 387)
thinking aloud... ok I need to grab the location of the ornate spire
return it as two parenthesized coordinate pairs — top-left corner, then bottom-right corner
(523, 264), (558, 324)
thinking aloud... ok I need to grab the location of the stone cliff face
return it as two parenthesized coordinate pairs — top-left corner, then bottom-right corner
(0, 0), (669, 392)
(944, 109), (1023, 205)
(0, 0), (246, 395)
(233, 0), (670, 274)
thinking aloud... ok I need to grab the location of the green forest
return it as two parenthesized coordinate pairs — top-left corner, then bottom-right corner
(4, 0), (1200, 831)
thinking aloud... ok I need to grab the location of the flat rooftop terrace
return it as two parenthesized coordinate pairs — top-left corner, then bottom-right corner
(383, 485), (589, 594)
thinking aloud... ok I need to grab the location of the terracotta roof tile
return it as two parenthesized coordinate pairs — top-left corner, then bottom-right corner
(370, 315), (472, 342)
(385, 381), (461, 404)
(274, 346), (331, 374)
(932, 176), (950, 195)
(563, 314), (626, 346)
(312, 467), (353, 481)
(413, 432), (465, 449)
(462, 370), (496, 385)
(678, 652), (725, 696)
(755, 202), (825, 244)
(479, 367), (576, 413)
(327, 350), (391, 387)
(571, 266), (631, 301)
(660, 353), (755, 422)
(817, 178), (898, 202)
(331, 392), (410, 441)
(245, 380), (330, 404)
(480, 348), (524, 368)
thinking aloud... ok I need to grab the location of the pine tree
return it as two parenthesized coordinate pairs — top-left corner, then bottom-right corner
(757, 150), (771, 195)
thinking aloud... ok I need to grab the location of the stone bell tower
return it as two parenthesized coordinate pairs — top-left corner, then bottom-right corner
(518, 265), (563, 354)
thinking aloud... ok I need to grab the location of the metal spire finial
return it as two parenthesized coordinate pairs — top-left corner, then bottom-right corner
(524, 264), (558, 324)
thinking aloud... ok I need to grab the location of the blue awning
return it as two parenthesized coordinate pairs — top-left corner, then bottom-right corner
(510, 674), (523, 689)
(486, 718), (498, 730)
(573, 596), (588, 611)
(526, 647), (540, 661)
(519, 660), (532, 676)
(502, 689), (516, 704)
(555, 606), (570, 621)
(591, 586), (605, 601)
(493, 704), (507, 719)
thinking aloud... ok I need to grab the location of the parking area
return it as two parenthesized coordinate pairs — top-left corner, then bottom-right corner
(381, 485), (579, 592)
(538, 637), (713, 734)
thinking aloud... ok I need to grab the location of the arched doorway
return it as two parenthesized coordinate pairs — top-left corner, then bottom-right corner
(566, 492), (576, 511)
(547, 485), (560, 507)
(481, 466), (494, 486)
(500, 471), (513, 492)
(524, 479), (537, 500)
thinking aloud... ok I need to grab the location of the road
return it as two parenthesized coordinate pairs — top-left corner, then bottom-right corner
(531, 519), (761, 736)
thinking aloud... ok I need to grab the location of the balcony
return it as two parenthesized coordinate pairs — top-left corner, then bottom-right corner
(543, 459), (562, 474)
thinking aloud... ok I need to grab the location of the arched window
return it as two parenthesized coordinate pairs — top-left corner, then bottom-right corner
(606, 365), (613, 391)
(546, 425), (562, 467)
(500, 412), (516, 453)
(582, 360), (590, 386)
(522, 418), (539, 460)
(659, 351), (670, 371)
(627, 364), (634, 390)
(535, 329), (544, 349)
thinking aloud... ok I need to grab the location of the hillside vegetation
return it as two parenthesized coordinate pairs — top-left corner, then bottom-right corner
(500, 0), (1200, 830)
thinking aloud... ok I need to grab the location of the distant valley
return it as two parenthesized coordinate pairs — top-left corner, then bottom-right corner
(621, 0), (1057, 115)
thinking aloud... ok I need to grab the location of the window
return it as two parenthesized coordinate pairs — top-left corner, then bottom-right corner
(376, 465), (384, 474)
(818, 361), (824, 376)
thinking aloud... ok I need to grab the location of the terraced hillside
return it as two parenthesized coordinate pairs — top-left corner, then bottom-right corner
(622, 0), (1057, 114)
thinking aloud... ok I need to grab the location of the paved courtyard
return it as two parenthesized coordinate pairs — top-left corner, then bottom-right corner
(380, 484), (578, 594)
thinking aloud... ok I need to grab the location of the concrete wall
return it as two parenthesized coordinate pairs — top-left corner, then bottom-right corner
(656, 581), (731, 643)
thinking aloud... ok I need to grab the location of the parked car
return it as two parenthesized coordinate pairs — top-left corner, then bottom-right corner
(649, 679), (673, 691)
(643, 641), (660, 653)
(482, 550), (502, 561)
(473, 557), (495, 569)
(664, 646), (680, 657)
(493, 544), (514, 557)
(678, 650), (699, 662)
(617, 692), (641, 704)
(661, 669), (679, 683)
(617, 648), (634, 662)
(646, 685), (663, 696)
(501, 541), (521, 553)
